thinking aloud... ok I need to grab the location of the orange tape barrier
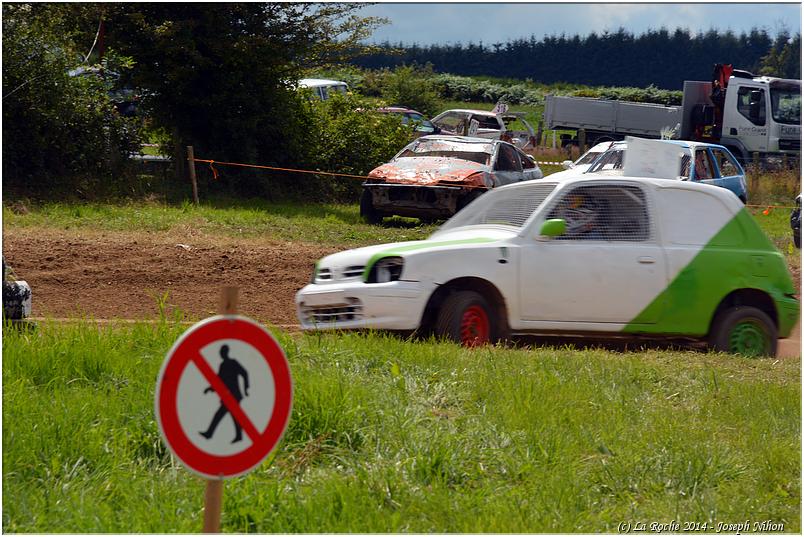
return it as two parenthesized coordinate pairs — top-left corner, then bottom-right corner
(191, 158), (374, 182)
(190, 157), (799, 200)
(746, 204), (798, 215)
(190, 157), (492, 190)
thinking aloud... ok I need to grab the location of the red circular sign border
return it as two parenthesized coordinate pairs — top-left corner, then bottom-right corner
(155, 315), (293, 479)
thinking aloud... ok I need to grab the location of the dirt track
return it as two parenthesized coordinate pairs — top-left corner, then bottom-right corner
(3, 228), (336, 326)
(3, 227), (800, 357)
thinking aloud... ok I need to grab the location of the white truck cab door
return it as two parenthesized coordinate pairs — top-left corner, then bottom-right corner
(723, 84), (769, 153)
(519, 184), (667, 324)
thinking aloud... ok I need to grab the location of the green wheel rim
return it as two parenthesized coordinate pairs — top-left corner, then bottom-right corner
(728, 319), (770, 357)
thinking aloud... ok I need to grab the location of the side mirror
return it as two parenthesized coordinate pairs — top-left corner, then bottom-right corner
(527, 154), (537, 163)
(561, 160), (573, 170)
(538, 218), (566, 239)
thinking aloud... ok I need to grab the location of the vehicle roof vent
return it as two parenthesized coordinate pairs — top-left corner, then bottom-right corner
(731, 69), (755, 79)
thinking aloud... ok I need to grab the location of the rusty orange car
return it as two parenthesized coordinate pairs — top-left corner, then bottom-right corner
(360, 135), (543, 224)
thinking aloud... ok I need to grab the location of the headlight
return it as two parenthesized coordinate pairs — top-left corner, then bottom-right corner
(367, 257), (404, 283)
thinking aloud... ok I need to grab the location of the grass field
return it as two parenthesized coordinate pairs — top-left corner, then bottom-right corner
(3, 322), (800, 533)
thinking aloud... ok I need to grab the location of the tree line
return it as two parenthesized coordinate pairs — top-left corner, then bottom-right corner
(353, 27), (801, 88)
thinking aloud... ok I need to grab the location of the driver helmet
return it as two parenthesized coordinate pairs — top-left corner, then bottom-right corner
(562, 194), (599, 234)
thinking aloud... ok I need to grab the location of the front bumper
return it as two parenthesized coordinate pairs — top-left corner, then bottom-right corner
(295, 280), (432, 331)
(366, 184), (469, 218)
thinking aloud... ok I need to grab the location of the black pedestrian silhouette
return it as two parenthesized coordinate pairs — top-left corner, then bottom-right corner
(200, 344), (250, 443)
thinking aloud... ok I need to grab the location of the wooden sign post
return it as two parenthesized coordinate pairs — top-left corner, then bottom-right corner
(202, 287), (238, 533)
(155, 286), (293, 534)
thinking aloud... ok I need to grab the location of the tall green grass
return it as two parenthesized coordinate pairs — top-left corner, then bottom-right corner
(3, 322), (800, 532)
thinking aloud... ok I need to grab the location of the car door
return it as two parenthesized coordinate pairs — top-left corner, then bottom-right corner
(516, 147), (543, 180)
(519, 183), (667, 323)
(501, 115), (536, 149)
(431, 111), (467, 135)
(709, 147), (747, 201)
(472, 114), (504, 141)
(491, 143), (524, 187)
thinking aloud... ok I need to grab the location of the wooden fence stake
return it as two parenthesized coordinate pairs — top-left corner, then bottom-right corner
(187, 145), (199, 206)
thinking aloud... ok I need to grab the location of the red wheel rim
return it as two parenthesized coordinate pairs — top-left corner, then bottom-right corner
(460, 305), (490, 347)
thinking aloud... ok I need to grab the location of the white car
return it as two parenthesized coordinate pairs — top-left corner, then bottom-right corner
(552, 138), (748, 202)
(545, 141), (615, 179)
(298, 78), (349, 101)
(296, 176), (798, 356)
(431, 109), (537, 150)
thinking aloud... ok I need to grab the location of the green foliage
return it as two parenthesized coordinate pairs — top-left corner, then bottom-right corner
(760, 31), (801, 79)
(433, 73), (545, 106)
(2, 4), (143, 196)
(380, 65), (441, 117)
(296, 93), (412, 201)
(3, 325), (800, 532)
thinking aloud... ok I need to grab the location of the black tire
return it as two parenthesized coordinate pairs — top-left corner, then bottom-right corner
(435, 290), (497, 347)
(708, 306), (778, 357)
(360, 189), (382, 225)
(795, 231), (801, 249)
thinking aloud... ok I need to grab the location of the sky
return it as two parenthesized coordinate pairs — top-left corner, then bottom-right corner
(359, 2), (801, 46)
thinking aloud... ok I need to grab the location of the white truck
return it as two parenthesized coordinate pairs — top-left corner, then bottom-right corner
(543, 64), (801, 164)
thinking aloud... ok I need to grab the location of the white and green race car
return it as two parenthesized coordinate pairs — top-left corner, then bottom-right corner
(296, 176), (799, 356)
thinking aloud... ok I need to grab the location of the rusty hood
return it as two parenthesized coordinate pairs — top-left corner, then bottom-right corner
(369, 157), (490, 187)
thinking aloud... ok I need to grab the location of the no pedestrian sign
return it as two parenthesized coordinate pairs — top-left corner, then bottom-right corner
(155, 315), (293, 479)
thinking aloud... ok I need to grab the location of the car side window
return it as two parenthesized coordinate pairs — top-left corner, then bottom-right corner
(517, 148), (536, 169)
(473, 115), (501, 130)
(547, 185), (650, 241)
(432, 112), (464, 133)
(710, 148), (740, 177)
(495, 144), (522, 172)
(679, 154), (691, 179)
(693, 150), (715, 181)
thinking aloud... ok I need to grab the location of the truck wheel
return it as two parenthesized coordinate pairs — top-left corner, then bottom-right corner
(709, 306), (777, 357)
(360, 189), (382, 225)
(435, 291), (497, 347)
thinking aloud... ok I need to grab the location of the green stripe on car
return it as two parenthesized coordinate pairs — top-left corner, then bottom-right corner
(363, 237), (498, 281)
(623, 209), (796, 336)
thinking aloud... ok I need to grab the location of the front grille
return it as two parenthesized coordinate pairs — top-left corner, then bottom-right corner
(300, 298), (363, 325)
(316, 265), (364, 282)
(779, 139), (800, 151)
(342, 265), (365, 279)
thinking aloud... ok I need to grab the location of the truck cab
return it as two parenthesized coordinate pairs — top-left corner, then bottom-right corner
(682, 69), (801, 163)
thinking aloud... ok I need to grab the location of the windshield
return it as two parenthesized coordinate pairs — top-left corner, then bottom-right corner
(397, 139), (494, 165)
(586, 148), (625, 173)
(436, 182), (557, 232)
(770, 87), (801, 125)
(576, 151), (603, 165)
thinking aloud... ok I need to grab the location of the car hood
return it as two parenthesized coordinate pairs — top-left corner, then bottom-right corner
(368, 157), (489, 186)
(315, 228), (513, 278)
